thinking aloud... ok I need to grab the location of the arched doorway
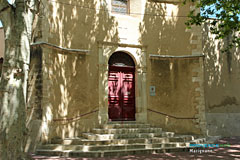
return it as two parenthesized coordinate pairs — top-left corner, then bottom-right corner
(108, 51), (135, 121)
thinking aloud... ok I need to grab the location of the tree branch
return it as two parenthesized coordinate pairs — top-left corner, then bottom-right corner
(0, 5), (10, 15)
(0, 0), (10, 14)
(0, 0), (13, 28)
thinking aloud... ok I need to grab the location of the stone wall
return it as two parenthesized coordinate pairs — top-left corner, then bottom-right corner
(27, 46), (43, 113)
(143, 1), (206, 135)
(39, 0), (119, 141)
(148, 57), (205, 134)
(35, 0), (206, 140)
(24, 46), (43, 152)
(139, 1), (194, 56)
(40, 46), (99, 141)
(203, 23), (240, 136)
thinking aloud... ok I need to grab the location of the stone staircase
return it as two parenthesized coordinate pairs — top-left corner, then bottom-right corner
(36, 122), (206, 158)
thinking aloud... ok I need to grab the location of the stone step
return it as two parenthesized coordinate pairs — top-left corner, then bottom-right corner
(190, 137), (206, 144)
(36, 122), (206, 158)
(92, 128), (163, 134)
(168, 136), (195, 142)
(38, 142), (189, 152)
(161, 131), (175, 138)
(36, 146), (191, 158)
(50, 136), (201, 146)
(82, 132), (174, 140)
(101, 123), (151, 129)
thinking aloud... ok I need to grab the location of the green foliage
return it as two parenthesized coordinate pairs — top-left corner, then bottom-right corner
(184, 0), (240, 51)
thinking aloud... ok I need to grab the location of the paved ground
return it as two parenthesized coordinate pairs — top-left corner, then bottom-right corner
(31, 137), (240, 160)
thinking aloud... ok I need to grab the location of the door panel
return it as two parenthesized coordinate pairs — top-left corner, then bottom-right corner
(108, 66), (135, 121)
(108, 71), (122, 120)
(121, 71), (135, 120)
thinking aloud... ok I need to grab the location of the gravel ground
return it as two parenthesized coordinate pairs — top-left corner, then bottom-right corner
(31, 136), (240, 160)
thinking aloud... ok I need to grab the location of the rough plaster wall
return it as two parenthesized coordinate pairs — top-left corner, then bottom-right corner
(47, 0), (119, 49)
(23, 46), (43, 152)
(130, 0), (142, 18)
(139, 1), (193, 55)
(144, 1), (206, 135)
(203, 24), (240, 136)
(148, 58), (202, 134)
(39, 0), (120, 140)
(42, 49), (99, 139)
(27, 46), (43, 113)
(38, 0), (205, 139)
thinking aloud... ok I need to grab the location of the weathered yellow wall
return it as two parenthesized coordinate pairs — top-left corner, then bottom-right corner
(47, 0), (119, 48)
(44, 0), (194, 54)
(203, 24), (240, 136)
(139, 1), (193, 55)
(142, 1), (205, 134)
(42, 48), (100, 139)
(40, 0), (120, 139)
(148, 58), (202, 134)
(38, 0), (204, 139)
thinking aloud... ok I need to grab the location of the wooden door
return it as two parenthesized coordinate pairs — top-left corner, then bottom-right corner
(108, 66), (135, 121)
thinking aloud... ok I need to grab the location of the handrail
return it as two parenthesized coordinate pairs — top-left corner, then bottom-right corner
(31, 41), (89, 54)
(147, 109), (197, 120)
(53, 109), (99, 122)
(149, 54), (205, 59)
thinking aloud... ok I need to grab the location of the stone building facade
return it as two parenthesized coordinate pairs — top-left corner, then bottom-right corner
(24, 0), (239, 143)
(203, 24), (240, 136)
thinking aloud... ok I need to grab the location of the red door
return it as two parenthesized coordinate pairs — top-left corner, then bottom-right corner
(108, 66), (135, 121)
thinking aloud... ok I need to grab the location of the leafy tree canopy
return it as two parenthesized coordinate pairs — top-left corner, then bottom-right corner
(184, 0), (240, 51)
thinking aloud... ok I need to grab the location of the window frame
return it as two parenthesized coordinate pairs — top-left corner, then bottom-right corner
(111, 0), (130, 15)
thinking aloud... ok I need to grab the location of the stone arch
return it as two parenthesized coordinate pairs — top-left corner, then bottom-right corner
(108, 50), (137, 67)
(98, 45), (147, 124)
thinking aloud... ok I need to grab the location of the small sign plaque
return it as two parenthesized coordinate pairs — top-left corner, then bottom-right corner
(150, 86), (156, 96)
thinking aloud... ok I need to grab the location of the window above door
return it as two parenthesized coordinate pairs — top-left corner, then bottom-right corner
(112, 0), (130, 15)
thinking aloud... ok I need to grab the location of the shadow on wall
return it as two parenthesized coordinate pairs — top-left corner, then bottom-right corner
(203, 23), (240, 136)
(139, 1), (203, 134)
(25, 46), (43, 153)
(32, 0), (120, 141)
(139, 1), (192, 55)
(148, 58), (202, 134)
